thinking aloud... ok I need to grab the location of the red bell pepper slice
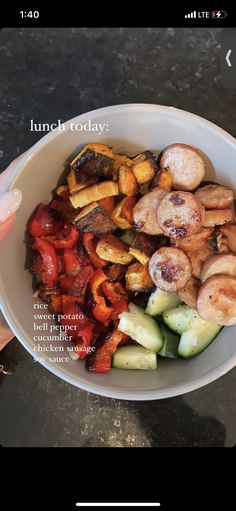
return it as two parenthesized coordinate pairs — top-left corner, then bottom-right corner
(88, 323), (129, 372)
(89, 269), (113, 324)
(58, 274), (75, 293)
(33, 238), (58, 287)
(42, 224), (79, 249)
(64, 246), (89, 275)
(28, 203), (62, 237)
(49, 295), (63, 313)
(101, 281), (128, 304)
(83, 232), (107, 268)
(73, 323), (95, 360)
(110, 299), (129, 320)
(60, 297), (90, 333)
(57, 254), (65, 275)
(71, 265), (94, 297)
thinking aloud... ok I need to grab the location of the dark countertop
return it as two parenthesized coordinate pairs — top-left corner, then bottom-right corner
(0, 27), (236, 447)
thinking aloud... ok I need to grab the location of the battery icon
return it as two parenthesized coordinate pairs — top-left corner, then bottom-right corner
(211, 10), (227, 18)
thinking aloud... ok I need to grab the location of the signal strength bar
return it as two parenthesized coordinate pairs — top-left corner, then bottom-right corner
(185, 11), (196, 18)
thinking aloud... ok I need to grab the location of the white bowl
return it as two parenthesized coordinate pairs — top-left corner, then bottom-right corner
(0, 104), (236, 400)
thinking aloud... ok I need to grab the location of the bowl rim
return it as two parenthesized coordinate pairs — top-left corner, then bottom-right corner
(1, 103), (236, 400)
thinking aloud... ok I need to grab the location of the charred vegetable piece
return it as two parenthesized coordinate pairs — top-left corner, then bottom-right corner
(121, 196), (136, 225)
(60, 296), (95, 359)
(56, 185), (70, 199)
(28, 203), (63, 237)
(83, 232), (108, 268)
(67, 169), (93, 194)
(63, 246), (89, 275)
(49, 197), (79, 223)
(74, 202), (116, 234)
(96, 234), (134, 265)
(132, 151), (157, 184)
(129, 232), (160, 265)
(71, 265), (94, 297)
(102, 281), (128, 304)
(42, 224), (79, 249)
(118, 164), (138, 196)
(125, 262), (154, 292)
(38, 285), (60, 303)
(150, 169), (172, 191)
(87, 323), (129, 372)
(208, 231), (228, 254)
(72, 148), (114, 184)
(105, 263), (127, 282)
(98, 196), (115, 214)
(69, 181), (119, 209)
(32, 238), (58, 287)
(49, 295), (63, 313)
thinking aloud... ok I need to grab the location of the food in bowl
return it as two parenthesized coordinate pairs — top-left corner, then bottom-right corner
(26, 142), (236, 373)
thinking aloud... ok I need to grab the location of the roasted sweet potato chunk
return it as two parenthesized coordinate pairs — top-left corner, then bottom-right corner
(150, 169), (172, 191)
(132, 151), (158, 184)
(98, 196), (115, 214)
(118, 164), (138, 196)
(75, 202), (116, 234)
(56, 185), (70, 199)
(129, 232), (160, 265)
(72, 148), (114, 184)
(111, 197), (136, 229)
(67, 169), (92, 194)
(105, 264), (127, 282)
(69, 181), (119, 209)
(96, 234), (134, 265)
(125, 262), (154, 292)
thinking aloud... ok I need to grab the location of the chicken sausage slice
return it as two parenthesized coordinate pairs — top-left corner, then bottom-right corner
(203, 208), (235, 227)
(175, 228), (213, 252)
(195, 184), (234, 210)
(201, 253), (236, 283)
(133, 188), (167, 235)
(148, 247), (192, 292)
(157, 191), (203, 238)
(219, 224), (236, 253)
(178, 276), (200, 308)
(197, 274), (236, 326)
(160, 144), (205, 191)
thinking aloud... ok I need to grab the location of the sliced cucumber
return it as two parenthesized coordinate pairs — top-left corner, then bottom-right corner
(178, 324), (222, 358)
(120, 229), (136, 245)
(146, 288), (181, 316)
(163, 304), (198, 334)
(118, 302), (163, 353)
(113, 345), (157, 370)
(162, 304), (222, 358)
(159, 323), (180, 359)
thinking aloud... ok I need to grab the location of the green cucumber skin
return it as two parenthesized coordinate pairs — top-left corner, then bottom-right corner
(112, 345), (157, 370)
(178, 327), (223, 359)
(158, 323), (180, 359)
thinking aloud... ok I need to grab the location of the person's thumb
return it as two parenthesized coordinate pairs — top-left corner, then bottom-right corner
(0, 189), (22, 241)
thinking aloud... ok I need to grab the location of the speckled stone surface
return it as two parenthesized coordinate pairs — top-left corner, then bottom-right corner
(0, 27), (236, 447)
